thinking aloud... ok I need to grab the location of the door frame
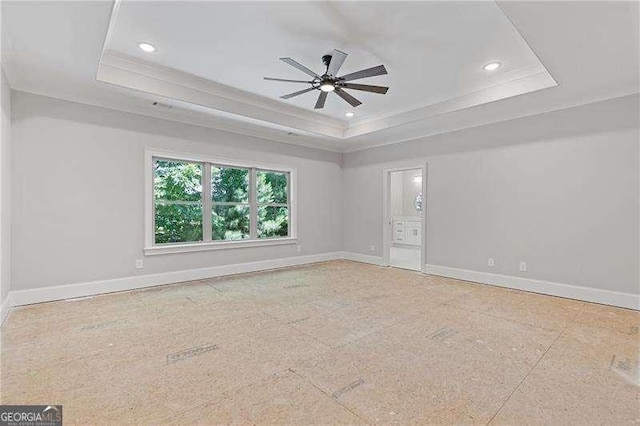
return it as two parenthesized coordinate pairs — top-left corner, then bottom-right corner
(382, 163), (428, 273)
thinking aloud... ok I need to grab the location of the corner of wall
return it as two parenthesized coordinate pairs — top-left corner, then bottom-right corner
(0, 65), (12, 314)
(0, 291), (11, 326)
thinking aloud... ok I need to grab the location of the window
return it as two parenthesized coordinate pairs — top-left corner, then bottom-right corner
(154, 160), (203, 244)
(146, 151), (296, 254)
(211, 166), (250, 241)
(257, 170), (289, 238)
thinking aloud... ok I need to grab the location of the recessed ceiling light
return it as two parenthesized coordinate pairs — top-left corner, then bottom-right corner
(137, 42), (156, 53)
(483, 62), (501, 71)
(345, 111), (355, 118)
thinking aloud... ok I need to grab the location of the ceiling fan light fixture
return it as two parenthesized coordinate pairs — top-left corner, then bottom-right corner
(137, 42), (156, 53)
(320, 82), (335, 92)
(483, 61), (501, 71)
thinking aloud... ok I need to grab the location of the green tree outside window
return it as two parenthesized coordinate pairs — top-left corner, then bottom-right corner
(154, 160), (203, 244)
(153, 158), (290, 245)
(212, 166), (250, 240)
(257, 170), (288, 238)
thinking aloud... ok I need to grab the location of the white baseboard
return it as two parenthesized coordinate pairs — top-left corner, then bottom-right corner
(4, 253), (637, 313)
(425, 264), (639, 311)
(340, 251), (385, 266)
(0, 293), (12, 326)
(8, 252), (342, 307)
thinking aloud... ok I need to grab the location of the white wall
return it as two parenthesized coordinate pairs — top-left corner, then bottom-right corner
(11, 92), (342, 291)
(7, 91), (640, 308)
(343, 94), (639, 297)
(0, 70), (10, 306)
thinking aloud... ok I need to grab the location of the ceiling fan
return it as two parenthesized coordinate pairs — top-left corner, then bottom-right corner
(264, 49), (389, 109)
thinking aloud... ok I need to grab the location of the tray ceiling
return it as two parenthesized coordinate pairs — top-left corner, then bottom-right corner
(96, 0), (556, 140)
(105, 1), (551, 124)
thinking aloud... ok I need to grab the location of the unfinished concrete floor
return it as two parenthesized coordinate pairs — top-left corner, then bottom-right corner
(1, 260), (638, 424)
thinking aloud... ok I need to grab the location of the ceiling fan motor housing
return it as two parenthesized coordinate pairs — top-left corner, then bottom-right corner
(322, 54), (333, 68)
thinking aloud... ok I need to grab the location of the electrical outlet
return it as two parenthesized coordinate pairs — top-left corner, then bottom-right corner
(488, 258), (495, 267)
(296, 245), (302, 253)
(369, 245), (376, 252)
(135, 259), (144, 269)
(519, 261), (527, 272)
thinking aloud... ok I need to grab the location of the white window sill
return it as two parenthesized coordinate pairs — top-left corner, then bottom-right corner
(144, 237), (297, 256)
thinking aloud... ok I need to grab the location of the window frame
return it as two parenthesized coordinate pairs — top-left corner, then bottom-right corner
(145, 149), (297, 255)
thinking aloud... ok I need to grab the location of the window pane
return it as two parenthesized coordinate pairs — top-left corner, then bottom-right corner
(213, 205), (250, 240)
(154, 160), (202, 202)
(212, 166), (249, 203)
(258, 206), (288, 238)
(155, 203), (203, 244)
(257, 171), (288, 204)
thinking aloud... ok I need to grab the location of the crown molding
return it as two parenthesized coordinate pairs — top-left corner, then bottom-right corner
(97, 51), (557, 142)
(11, 84), (345, 153)
(345, 69), (556, 138)
(97, 52), (347, 138)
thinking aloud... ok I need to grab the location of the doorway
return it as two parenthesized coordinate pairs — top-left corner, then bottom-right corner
(383, 166), (426, 272)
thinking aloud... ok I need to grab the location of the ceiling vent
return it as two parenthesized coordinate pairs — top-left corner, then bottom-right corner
(152, 101), (173, 110)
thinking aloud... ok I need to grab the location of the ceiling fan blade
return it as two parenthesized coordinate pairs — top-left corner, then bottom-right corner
(326, 49), (348, 77)
(280, 57), (320, 78)
(339, 65), (388, 82)
(340, 83), (389, 94)
(280, 86), (316, 99)
(314, 91), (328, 109)
(334, 88), (362, 107)
(264, 77), (313, 83)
